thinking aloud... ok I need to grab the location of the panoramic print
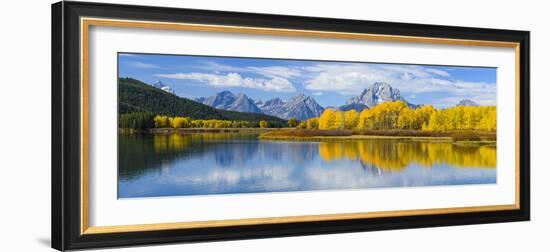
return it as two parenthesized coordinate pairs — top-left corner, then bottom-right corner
(117, 53), (497, 198)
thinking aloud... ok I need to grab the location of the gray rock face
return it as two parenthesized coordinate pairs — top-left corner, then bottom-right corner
(258, 98), (285, 115)
(457, 99), (479, 106)
(338, 103), (369, 112)
(346, 82), (406, 108)
(258, 94), (324, 120)
(151, 81), (175, 95)
(196, 91), (262, 113)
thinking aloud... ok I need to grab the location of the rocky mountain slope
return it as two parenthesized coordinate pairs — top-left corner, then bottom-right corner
(258, 94), (324, 120)
(196, 91), (262, 113)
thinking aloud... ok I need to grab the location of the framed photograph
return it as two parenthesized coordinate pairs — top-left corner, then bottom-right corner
(52, 1), (530, 250)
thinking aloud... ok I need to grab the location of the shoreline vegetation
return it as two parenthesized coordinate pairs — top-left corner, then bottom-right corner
(119, 99), (497, 143)
(149, 127), (276, 134)
(120, 127), (496, 143)
(258, 129), (496, 143)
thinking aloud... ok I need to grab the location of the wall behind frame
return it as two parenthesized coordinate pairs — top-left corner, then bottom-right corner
(0, 0), (546, 251)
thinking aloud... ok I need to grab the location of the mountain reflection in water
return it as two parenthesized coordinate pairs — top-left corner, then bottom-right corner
(118, 133), (496, 198)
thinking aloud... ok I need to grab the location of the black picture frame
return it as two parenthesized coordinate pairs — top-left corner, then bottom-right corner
(52, 1), (530, 251)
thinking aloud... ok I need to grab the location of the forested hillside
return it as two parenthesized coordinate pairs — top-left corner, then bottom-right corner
(118, 78), (286, 128)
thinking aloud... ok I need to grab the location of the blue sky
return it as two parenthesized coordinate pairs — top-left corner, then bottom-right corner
(118, 53), (496, 108)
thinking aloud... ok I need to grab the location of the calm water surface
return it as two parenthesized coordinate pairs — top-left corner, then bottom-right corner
(118, 133), (496, 198)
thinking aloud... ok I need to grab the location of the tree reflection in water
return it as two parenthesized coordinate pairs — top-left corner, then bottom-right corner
(318, 140), (496, 171)
(118, 133), (496, 198)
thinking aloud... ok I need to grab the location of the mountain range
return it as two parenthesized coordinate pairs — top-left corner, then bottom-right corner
(257, 94), (325, 120)
(194, 82), (413, 120)
(195, 91), (262, 114)
(196, 92), (324, 120)
(145, 80), (478, 121)
(193, 82), (415, 120)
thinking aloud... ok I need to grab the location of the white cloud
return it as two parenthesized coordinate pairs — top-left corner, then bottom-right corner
(434, 93), (495, 108)
(156, 72), (296, 92)
(199, 61), (302, 78)
(303, 64), (384, 95)
(430, 80), (496, 107)
(247, 66), (302, 78)
(199, 61), (243, 72)
(301, 63), (495, 105)
(379, 65), (433, 78)
(162, 59), (494, 106)
(119, 53), (138, 57)
(157, 164), (298, 191)
(127, 61), (159, 69)
(425, 68), (451, 77)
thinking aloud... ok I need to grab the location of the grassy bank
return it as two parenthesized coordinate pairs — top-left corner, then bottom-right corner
(353, 129), (496, 141)
(259, 129), (496, 142)
(148, 127), (283, 134)
(123, 127), (496, 143)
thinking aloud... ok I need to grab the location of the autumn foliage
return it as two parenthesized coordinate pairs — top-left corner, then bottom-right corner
(153, 115), (254, 129)
(259, 120), (269, 128)
(309, 101), (495, 132)
(151, 101), (496, 132)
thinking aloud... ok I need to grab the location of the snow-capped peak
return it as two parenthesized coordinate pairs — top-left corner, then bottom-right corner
(151, 80), (175, 95)
(346, 82), (406, 108)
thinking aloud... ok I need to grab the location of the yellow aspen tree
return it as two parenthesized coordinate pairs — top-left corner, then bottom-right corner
(168, 117), (174, 128)
(427, 111), (443, 131)
(344, 109), (359, 129)
(358, 108), (372, 129)
(307, 117), (319, 129)
(397, 107), (413, 129)
(333, 111), (345, 129)
(389, 101), (408, 129)
(478, 106), (497, 131)
(172, 117), (184, 128)
(464, 107), (478, 130)
(319, 109), (335, 130)
(452, 106), (465, 130)
(153, 115), (169, 128)
(287, 117), (299, 128)
(416, 105), (435, 130)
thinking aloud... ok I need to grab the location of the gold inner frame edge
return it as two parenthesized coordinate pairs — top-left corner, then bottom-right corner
(80, 17), (522, 235)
